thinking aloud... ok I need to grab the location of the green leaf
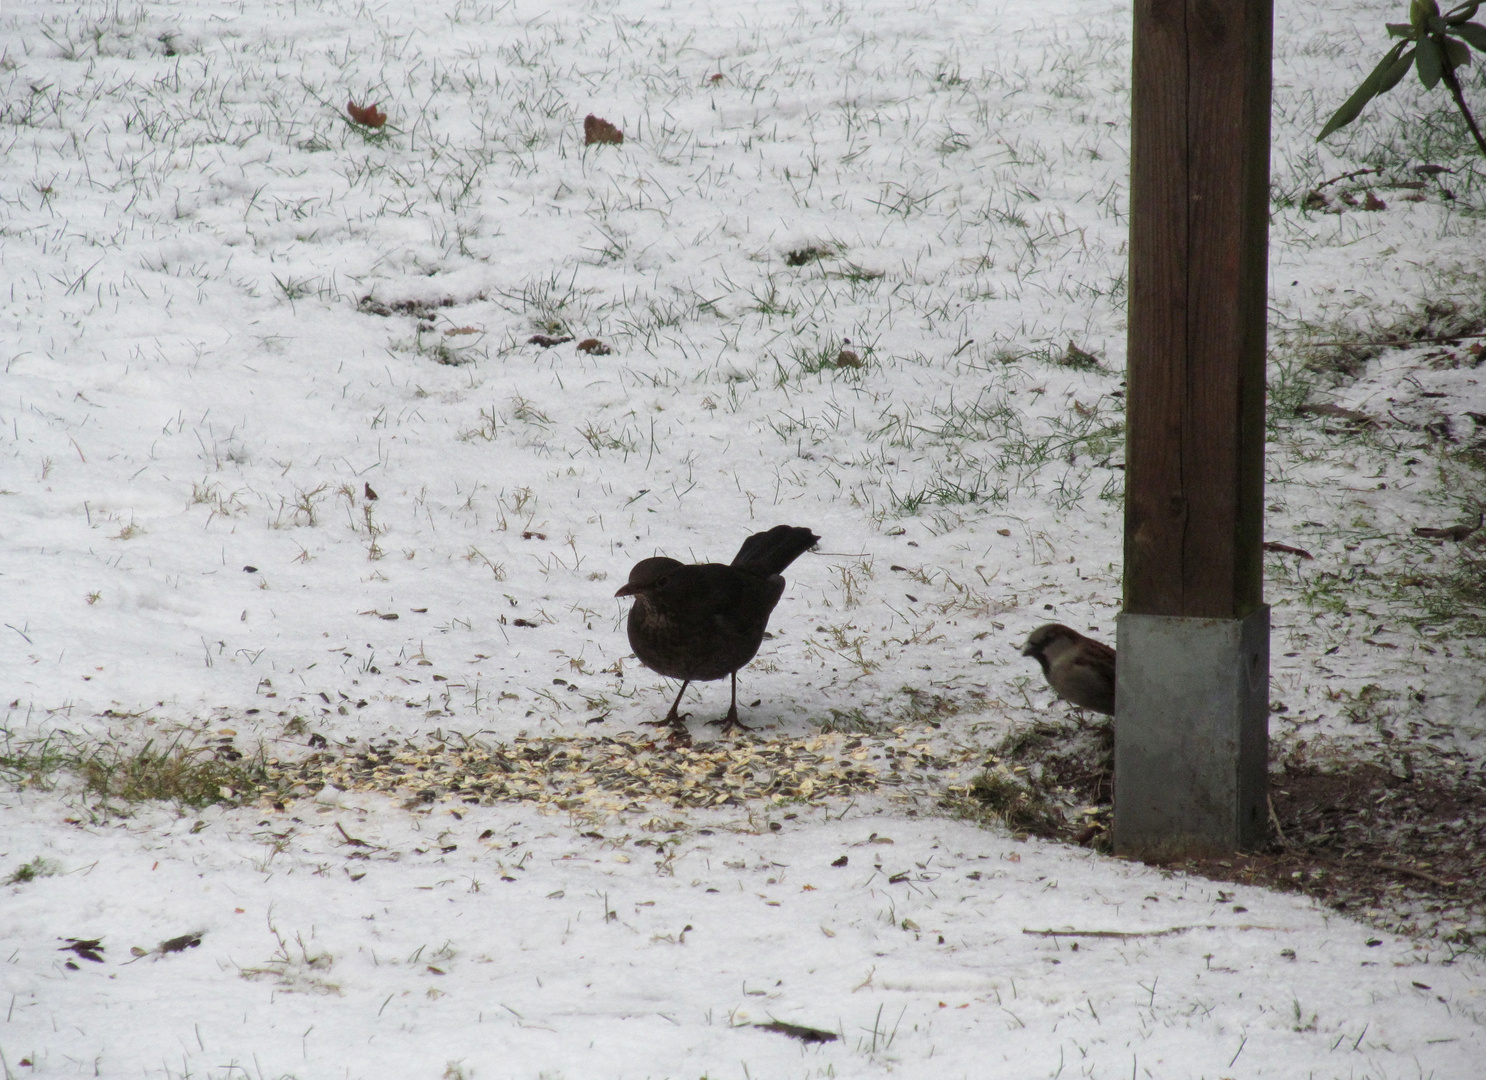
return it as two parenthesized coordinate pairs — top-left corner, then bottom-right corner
(1444, 1), (1482, 25)
(1443, 35), (1472, 66)
(1413, 0), (1442, 33)
(1418, 34), (1445, 86)
(1387, 21), (1416, 37)
(1318, 43), (1411, 140)
(1379, 46), (1420, 92)
(1454, 21), (1486, 47)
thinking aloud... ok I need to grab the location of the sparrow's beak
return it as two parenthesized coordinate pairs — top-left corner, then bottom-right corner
(614, 582), (642, 598)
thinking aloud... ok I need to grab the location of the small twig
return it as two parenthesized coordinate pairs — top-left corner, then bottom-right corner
(1371, 862), (1455, 889)
(1022, 924), (1289, 939)
(1316, 166), (1381, 189)
(1267, 794), (1289, 847)
(1306, 331), (1486, 348)
(334, 822), (369, 847)
(1024, 928), (1185, 939)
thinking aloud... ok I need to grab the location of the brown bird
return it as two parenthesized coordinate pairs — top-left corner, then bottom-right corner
(1020, 623), (1116, 716)
(615, 525), (819, 734)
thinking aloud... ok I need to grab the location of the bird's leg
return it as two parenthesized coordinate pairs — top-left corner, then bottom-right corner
(642, 681), (692, 729)
(708, 672), (752, 733)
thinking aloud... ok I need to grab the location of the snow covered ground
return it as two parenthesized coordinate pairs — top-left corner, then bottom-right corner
(4, 791), (1483, 1079)
(1, 0), (1484, 1075)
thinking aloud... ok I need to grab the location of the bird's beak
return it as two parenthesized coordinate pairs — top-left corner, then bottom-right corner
(614, 582), (641, 598)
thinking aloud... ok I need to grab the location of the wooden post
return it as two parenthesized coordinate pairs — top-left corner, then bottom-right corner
(1115, 0), (1273, 857)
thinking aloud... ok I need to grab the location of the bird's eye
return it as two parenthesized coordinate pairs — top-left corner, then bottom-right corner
(655, 576), (670, 587)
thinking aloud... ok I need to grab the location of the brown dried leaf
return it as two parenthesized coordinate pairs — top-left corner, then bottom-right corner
(158, 932), (203, 954)
(576, 338), (612, 355)
(1412, 512), (1483, 541)
(583, 114), (624, 145)
(59, 938), (105, 963)
(1262, 541), (1314, 560)
(754, 1020), (838, 1043)
(347, 101), (387, 128)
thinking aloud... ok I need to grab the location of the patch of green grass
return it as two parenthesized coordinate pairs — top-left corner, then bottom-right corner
(746, 275), (800, 318)
(0, 729), (72, 790)
(0, 728), (271, 810)
(966, 769), (1042, 826)
(75, 737), (269, 808)
(5, 856), (59, 885)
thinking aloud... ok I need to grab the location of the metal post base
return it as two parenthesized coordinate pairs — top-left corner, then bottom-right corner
(1113, 607), (1269, 858)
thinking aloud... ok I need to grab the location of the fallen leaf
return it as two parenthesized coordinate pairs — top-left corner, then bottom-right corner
(1061, 341), (1102, 370)
(347, 100), (387, 128)
(59, 938), (105, 963)
(576, 338), (612, 355)
(1262, 541), (1314, 560)
(158, 932), (203, 954)
(1413, 512), (1482, 542)
(583, 114), (624, 145)
(834, 348), (863, 368)
(528, 334), (573, 347)
(754, 1020), (838, 1044)
(1295, 403), (1375, 426)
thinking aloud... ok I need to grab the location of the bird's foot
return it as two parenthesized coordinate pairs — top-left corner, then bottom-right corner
(707, 709), (751, 734)
(642, 711), (691, 730)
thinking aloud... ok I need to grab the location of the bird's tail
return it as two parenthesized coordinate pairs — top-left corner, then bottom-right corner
(730, 525), (820, 576)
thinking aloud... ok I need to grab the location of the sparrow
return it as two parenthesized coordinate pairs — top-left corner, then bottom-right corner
(615, 525), (819, 733)
(1020, 623), (1116, 716)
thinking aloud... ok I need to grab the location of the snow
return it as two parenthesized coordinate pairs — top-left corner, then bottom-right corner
(1, 0), (1483, 1075)
(5, 795), (1482, 1078)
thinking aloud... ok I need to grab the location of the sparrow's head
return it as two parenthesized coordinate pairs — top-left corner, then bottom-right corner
(1020, 622), (1082, 659)
(614, 556), (685, 600)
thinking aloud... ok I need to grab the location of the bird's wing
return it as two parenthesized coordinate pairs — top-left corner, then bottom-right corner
(1057, 642), (1117, 714)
